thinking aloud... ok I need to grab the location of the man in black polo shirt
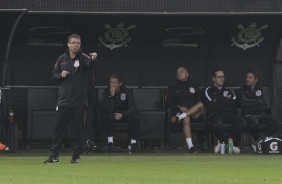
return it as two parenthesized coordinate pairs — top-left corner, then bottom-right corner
(199, 68), (245, 154)
(237, 69), (282, 150)
(167, 67), (204, 153)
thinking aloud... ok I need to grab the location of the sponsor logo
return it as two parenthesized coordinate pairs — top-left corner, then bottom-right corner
(30, 26), (70, 36)
(99, 22), (136, 50)
(27, 38), (64, 47)
(162, 26), (205, 48)
(270, 142), (278, 151)
(231, 22), (268, 50)
(27, 26), (69, 47)
(257, 140), (263, 154)
(269, 142), (279, 153)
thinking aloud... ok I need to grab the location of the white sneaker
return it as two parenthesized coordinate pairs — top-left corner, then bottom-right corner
(232, 146), (240, 154)
(214, 142), (221, 153)
(220, 143), (225, 154)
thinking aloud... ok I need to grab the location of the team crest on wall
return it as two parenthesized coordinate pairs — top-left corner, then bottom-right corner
(99, 22), (136, 50)
(231, 22), (268, 50)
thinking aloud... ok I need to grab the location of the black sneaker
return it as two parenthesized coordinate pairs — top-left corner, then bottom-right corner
(84, 139), (97, 153)
(107, 143), (114, 153)
(44, 156), (59, 164)
(189, 146), (199, 153)
(86, 139), (97, 150)
(128, 143), (137, 154)
(70, 156), (80, 164)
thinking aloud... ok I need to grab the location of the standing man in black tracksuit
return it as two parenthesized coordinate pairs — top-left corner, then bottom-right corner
(201, 69), (245, 154)
(237, 69), (282, 149)
(167, 67), (204, 153)
(103, 74), (139, 154)
(44, 34), (97, 164)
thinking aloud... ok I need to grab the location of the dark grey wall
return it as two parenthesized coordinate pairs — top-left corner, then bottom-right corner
(4, 13), (282, 87)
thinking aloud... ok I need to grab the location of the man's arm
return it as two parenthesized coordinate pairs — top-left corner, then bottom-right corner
(83, 52), (97, 69)
(103, 88), (115, 114)
(202, 87), (218, 109)
(52, 57), (66, 80)
(237, 88), (263, 108)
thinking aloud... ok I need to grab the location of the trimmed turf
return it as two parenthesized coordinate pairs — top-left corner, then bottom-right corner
(0, 153), (282, 184)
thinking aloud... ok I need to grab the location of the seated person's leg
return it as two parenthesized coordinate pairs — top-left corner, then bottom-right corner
(224, 116), (246, 147)
(177, 102), (204, 120)
(105, 114), (115, 152)
(190, 106), (204, 120)
(124, 113), (139, 153)
(209, 117), (226, 154)
(244, 115), (260, 142)
(209, 117), (226, 143)
(182, 117), (198, 153)
(125, 114), (139, 143)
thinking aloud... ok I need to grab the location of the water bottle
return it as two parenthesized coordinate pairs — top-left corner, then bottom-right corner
(228, 138), (233, 154)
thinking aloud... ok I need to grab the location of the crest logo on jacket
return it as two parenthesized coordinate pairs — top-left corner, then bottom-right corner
(120, 93), (127, 101)
(189, 87), (195, 94)
(256, 90), (262, 96)
(74, 60), (80, 68)
(223, 91), (229, 98)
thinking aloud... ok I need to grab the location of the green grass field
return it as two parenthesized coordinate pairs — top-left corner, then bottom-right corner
(1, 153), (282, 184)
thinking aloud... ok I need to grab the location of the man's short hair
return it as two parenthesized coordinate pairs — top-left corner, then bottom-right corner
(177, 66), (188, 73)
(212, 68), (224, 77)
(247, 69), (259, 79)
(110, 74), (123, 83)
(68, 34), (81, 43)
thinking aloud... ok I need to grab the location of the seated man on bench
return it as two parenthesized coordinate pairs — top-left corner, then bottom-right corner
(167, 67), (204, 153)
(103, 74), (139, 154)
(237, 69), (282, 151)
(179, 68), (245, 154)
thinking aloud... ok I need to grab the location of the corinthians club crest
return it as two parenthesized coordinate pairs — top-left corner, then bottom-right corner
(99, 22), (136, 50)
(231, 22), (268, 50)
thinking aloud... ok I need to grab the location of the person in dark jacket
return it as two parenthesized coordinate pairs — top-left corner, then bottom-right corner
(103, 74), (139, 154)
(0, 89), (8, 151)
(200, 69), (245, 154)
(44, 34), (97, 164)
(237, 69), (282, 149)
(167, 67), (203, 153)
